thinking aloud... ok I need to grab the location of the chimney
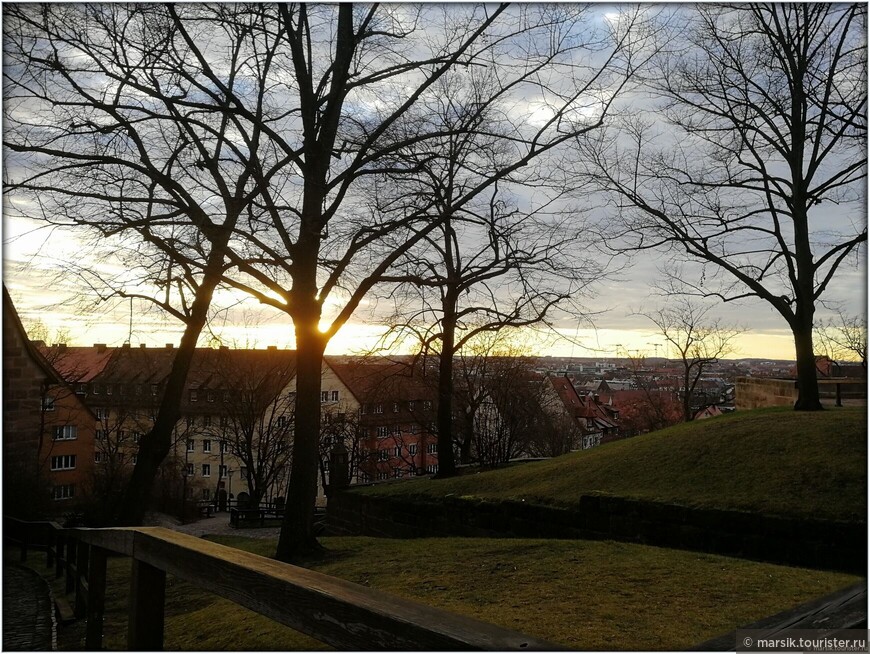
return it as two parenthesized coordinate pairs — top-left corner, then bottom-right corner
(95, 343), (107, 353)
(593, 393), (600, 404)
(122, 342), (130, 349)
(219, 345), (229, 351)
(139, 344), (147, 349)
(53, 343), (67, 353)
(165, 343), (174, 349)
(267, 345), (277, 351)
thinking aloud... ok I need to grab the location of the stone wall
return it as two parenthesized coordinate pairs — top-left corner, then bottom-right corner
(326, 491), (866, 574)
(735, 377), (797, 409)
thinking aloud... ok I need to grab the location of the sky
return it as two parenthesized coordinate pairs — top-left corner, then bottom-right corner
(3, 4), (866, 362)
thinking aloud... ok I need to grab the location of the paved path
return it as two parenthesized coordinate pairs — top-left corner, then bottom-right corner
(144, 511), (282, 540)
(2, 563), (55, 651)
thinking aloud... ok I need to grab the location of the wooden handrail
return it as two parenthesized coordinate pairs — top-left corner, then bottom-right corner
(8, 519), (558, 650)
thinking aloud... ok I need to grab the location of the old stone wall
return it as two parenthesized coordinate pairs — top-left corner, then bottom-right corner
(326, 491), (866, 574)
(735, 377), (797, 409)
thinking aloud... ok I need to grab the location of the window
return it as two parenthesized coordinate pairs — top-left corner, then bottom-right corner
(51, 484), (75, 501)
(426, 443), (437, 454)
(410, 424), (420, 434)
(53, 425), (78, 441)
(94, 451), (102, 463)
(378, 471), (389, 481)
(240, 466), (247, 478)
(331, 390), (339, 402)
(150, 384), (158, 396)
(219, 465), (228, 477)
(207, 391), (215, 403)
(92, 383), (101, 395)
(202, 440), (211, 453)
(106, 384), (113, 396)
(190, 389), (198, 402)
(96, 429), (105, 440)
(378, 450), (389, 461)
(374, 404), (384, 414)
(393, 403), (399, 413)
(320, 391), (329, 402)
(393, 468), (403, 478)
(426, 464), (438, 474)
(322, 459), (330, 471)
(220, 441), (229, 453)
(394, 446), (401, 457)
(408, 401), (415, 411)
(95, 407), (108, 419)
(201, 464), (211, 477)
(423, 400), (432, 410)
(50, 455), (76, 471)
(203, 415), (212, 427)
(185, 463), (194, 476)
(132, 432), (141, 444)
(277, 416), (287, 428)
(132, 454), (138, 465)
(376, 426), (389, 438)
(41, 396), (55, 411)
(409, 443), (418, 455)
(220, 416), (229, 429)
(360, 472), (370, 483)
(186, 440), (195, 452)
(76, 383), (87, 395)
(202, 488), (211, 500)
(360, 404), (368, 415)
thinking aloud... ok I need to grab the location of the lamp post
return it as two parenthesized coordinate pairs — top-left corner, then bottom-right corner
(227, 469), (234, 509)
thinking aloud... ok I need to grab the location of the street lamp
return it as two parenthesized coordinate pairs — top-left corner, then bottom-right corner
(227, 469), (234, 508)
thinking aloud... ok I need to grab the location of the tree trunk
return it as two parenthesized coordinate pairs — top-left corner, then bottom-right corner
(114, 272), (222, 526)
(793, 319), (824, 411)
(434, 299), (458, 478)
(275, 313), (326, 561)
(682, 365), (693, 422)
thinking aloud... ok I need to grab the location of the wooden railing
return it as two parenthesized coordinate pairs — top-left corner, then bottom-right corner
(4, 517), (557, 651)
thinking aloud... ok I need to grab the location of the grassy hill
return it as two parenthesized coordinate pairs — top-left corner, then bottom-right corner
(358, 407), (867, 522)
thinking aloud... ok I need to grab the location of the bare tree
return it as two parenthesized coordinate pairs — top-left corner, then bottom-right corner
(640, 299), (742, 421)
(5, 4), (657, 558)
(579, 4), (867, 411)
(817, 310), (867, 369)
(205, 356), (296, 507)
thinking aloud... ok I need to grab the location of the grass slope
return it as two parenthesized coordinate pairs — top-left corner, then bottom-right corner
(42, 537), (859, 651)
(359, 407), (867, 521)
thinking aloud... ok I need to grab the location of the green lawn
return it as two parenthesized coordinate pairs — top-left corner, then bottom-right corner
(358, 407), (867, 521)
(45, 536), (860, 651)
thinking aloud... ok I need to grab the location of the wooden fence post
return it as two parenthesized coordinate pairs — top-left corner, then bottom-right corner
(85, 546), (108, 650)
(65, 537), (77, 595)
(74, 541), (90, 619)
(20, 521), (28, 562)
(46, 525), (55, 569)
(128, 559), (166, 651)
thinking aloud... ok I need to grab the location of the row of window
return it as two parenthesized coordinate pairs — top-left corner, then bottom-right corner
(78, 382), (160, 397)
(320, 390), (340, 403)
(94, 452), (138, 465)
(359, 464), (438, 483)
(375, 442), (437, 460)
(186, 439), (231, 453)
(184, 463), (232, 478)
(361, 400), (432, 415)
(51, 484), (75, 500)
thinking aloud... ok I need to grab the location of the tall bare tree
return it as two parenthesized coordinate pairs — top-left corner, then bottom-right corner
(579, 4), (867, 410)
(640, 298), (742, 421)
(5, 4), (656, 558)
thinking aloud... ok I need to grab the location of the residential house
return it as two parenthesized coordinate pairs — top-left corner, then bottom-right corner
(3, 288), (96, 515)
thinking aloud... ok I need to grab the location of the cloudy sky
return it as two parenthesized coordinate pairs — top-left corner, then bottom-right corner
(3, 4), (866, 361)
